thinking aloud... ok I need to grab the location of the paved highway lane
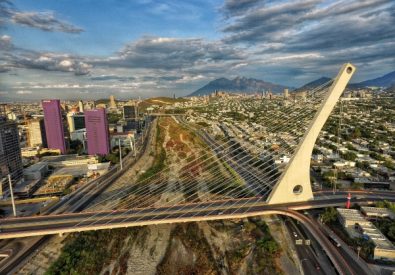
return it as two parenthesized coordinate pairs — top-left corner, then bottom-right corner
(2, 194), (393, 274)
(2, 195), (395, 233)
(284, 218), (328, 275)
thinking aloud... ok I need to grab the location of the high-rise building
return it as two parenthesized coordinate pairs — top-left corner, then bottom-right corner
(42, 100), (67, 154)
(27, 118), (47, 147)
(109, 95), (117, 109)
(85, 108), (110, 156)
(78, 100), (84, 113)
(0, 117), (23, 185)
(123, 105), (138, 120)
(283, 88), (289, 99)
(67, 113), (85, 132)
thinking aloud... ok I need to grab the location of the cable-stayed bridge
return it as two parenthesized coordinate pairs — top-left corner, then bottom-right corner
(0, 63), (360, 242)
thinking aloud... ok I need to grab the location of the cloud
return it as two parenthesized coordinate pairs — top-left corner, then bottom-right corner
(16, 90), (32, 94)
(10, 11), (83, 33)
(100, 36), (246, 71)
(0, 38), (91, 76)
(0, 34), (13, 50)
(90, 75), (136, 82)
(0, 0), (83, 33)
(222, 0), (266, 17)
(223, 0), (395, 49)
(220, 0), (395, 84)
(223, 0), (320, 43)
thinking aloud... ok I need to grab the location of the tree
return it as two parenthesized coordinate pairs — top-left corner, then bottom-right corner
(342, 151), (357, 161)
(353, 127), (361, 139)
(384, 160), (395, 170)
(107, 113), (122, 124)
(69, 139), (84, 155)
(312, 148), (322, 155)
(321, 207), (338, 224)
(388, 225), (395, 241)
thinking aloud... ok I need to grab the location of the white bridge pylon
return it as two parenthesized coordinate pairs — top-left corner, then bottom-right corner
(267, 63), (356, 204)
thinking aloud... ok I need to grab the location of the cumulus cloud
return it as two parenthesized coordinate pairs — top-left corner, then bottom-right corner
(90, 75), (136, 82)
(221, 0), (395, 82)
(222, 0), (263, 17)
(100, 36), (246, 70)
(10, 11), (83, 33)
(223, 0), (395, 49)
(0, 37), (91, 76)
(16, 90), (32, 94)
(0, 0), (83, 33)
(0, 35), (13, 50)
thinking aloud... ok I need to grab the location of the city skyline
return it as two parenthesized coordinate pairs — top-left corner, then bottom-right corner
(1, 0), (394, 101)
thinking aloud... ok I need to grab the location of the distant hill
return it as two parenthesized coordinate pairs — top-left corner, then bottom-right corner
(298, 70), (395, 91)
(357, 70), (395, 88)
(295, 77), (332, 91)
(189, 76), (289, 96)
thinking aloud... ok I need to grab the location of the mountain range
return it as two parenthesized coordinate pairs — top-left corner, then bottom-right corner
(190, 70), (395, 96)
(189, 76), (290, 96)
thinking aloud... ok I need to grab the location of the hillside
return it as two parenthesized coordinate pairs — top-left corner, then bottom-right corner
(357, 70), (395, 87)
(297, 70), (395, 91)
(295, 77), (332, 91)
(189, 76), (289, 96)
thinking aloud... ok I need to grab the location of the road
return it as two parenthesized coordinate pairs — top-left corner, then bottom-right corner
(1, 193), (393, 274)
(1, 194), (394, 237)
(0, 118), (156, 274)
(284, 217), (333, 275)
(312, 215), (373, 275)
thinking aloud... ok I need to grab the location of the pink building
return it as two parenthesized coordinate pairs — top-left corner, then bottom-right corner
(85, 108), (110, 156)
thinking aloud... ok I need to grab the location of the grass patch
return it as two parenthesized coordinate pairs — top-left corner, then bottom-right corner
(45, 228), (139, 275)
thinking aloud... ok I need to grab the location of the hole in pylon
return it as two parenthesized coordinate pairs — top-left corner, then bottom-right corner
(293, 185), (303, 194)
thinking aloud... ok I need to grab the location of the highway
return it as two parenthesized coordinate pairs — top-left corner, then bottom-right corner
(313, 217), (373, 275)
(284, 217), (336, 275)
(1, 194), (394, 238)
(1, 193), (393, 274)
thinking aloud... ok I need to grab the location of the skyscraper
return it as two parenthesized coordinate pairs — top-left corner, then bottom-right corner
(283, 88), (289, 99)
(78, 100), (84, 113)
(0, 117), (23, 184)
(67, 113), (85, 132)
(27, 118), (47, 147)
(123, 105), (138, 120)
(42, 100), (67, 154)
(85, 108), (110, 156)
(109, 95), (117, 109)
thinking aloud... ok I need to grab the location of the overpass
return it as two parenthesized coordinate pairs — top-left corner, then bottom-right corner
(0, 192), (393, 239)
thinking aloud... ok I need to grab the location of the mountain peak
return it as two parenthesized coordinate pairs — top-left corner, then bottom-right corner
(189, 77), (289, 96)
(357, 70), (395, 87)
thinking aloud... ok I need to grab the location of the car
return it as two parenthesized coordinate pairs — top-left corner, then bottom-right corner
(293, 232), (298, 238)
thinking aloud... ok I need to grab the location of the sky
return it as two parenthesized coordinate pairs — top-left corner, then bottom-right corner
(0, 0), (394, 101)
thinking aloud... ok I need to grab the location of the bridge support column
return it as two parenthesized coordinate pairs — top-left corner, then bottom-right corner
(267, 63), (356, 204)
